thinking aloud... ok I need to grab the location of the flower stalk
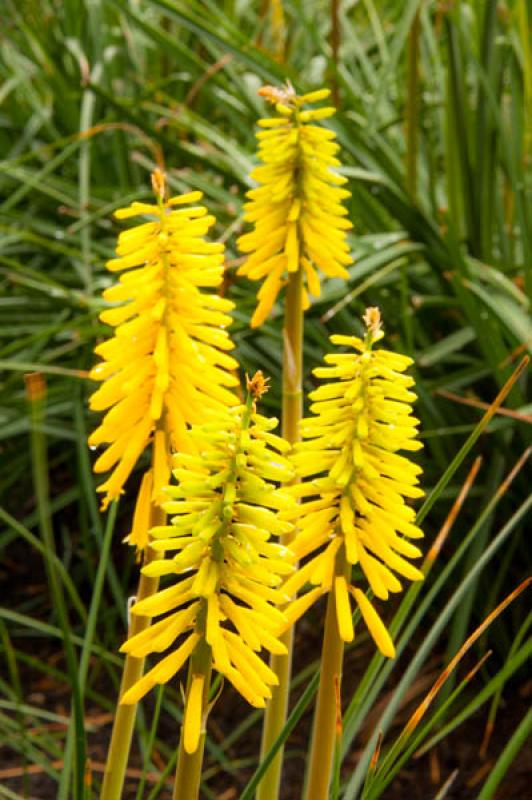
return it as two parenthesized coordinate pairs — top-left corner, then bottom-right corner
(237, 84), (352, 800)
(99, 543), (162, 800)
(283, 308), (424, 798)
(99, 425), (168, 800)
(258, 267), (303, 798)
(93, 170), (238, 798)
(117, 378), (295, 800)
(303, 546), (348, 800)
(282, 266), (304, 443)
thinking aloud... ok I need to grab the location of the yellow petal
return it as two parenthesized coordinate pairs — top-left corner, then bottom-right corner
(152, 429), (171, 503)
(184, 674), (205, 754)
(352, 588), (395, 658)
(280, 586), (323, 634)
(334, 576), (354, 642)
(124, 470), (153, 552)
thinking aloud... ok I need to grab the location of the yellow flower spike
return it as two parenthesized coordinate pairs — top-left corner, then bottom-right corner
(121, 383), (297, 714)
(88, 171), (239, 510)
(286, 307), (424, 656)
(238, 84), (353, 327)
(298, 309), (424, 800)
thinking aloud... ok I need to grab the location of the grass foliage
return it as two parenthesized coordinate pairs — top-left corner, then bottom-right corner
(0, 0), (530, 797)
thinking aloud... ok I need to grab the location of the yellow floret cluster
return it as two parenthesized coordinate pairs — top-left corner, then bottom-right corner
(237, 85), (353, 327)
(120, 394), (297, 752)
(284, 309), (424, 657)
(89, 182), (238, 509)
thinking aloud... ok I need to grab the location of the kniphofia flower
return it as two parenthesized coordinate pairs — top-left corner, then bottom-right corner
(88, 170), (238, 515)
(284, 309), (424, 657)
(237, 84), (353, 327)
(120, 378), (296, 753)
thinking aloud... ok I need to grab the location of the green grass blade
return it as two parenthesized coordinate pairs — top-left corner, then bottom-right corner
(238, 669), (321, 800)
(342, 489), (532, 799)
(477, 708), (532, 800)
(25, 374), (86, 800)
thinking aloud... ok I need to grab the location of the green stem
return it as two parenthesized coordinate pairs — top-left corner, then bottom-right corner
(258, 268), (303, 800)
(281, 267), (304, 444)
(173, 638), (213, 800)
(99, 413), (169, 800)
(303, 548), (348, 800)
(99, 541), (162, 800)
(135, 685), (165, 800)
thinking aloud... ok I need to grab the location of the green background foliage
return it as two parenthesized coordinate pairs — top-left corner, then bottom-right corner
(0, 1), (530, 797)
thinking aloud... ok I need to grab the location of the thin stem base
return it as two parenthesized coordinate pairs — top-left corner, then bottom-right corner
(99, 548), (160, 800)
(304, 550), (348, 800)
(258, 268), (303, 800)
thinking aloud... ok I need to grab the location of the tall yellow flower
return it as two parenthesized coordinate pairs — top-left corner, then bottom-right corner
(237, 84), (353, 327)
(284, 308), (424, 657)
(120, 378), (296, 754)
(88, 171), (238, 511)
